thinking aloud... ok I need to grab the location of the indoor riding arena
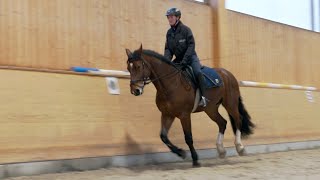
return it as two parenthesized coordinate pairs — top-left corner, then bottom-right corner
(1, 0), (320, 179)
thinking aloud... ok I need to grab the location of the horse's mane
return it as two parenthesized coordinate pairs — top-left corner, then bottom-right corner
(132, 49), (177, 68)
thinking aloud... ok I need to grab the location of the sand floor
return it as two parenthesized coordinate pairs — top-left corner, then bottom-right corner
(6, 148), (320, 180)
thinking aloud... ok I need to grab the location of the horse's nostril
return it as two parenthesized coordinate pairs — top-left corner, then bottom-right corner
(135, 89), (140, 95)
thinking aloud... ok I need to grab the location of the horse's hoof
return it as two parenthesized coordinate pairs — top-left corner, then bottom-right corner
(177, 148), (187, 159)
(193, 161), (201, 168)
(218, 151), (227, 158)
(235, 144), (246, 156)
(238, 148), (246, 156)
(216, 144), (226, 158)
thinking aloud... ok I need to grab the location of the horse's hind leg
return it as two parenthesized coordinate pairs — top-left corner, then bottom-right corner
(223, 98), (246, 156)
(160, 113), (186, 159)
(205, 103), (227, 158)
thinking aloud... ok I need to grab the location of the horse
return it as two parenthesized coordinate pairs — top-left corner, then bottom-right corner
(125, 44), (255, 167)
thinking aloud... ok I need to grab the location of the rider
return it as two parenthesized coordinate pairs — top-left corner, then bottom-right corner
(164, 7), (207, 107)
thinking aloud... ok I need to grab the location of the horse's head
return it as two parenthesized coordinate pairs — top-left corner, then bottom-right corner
(125, 44), (152, 96)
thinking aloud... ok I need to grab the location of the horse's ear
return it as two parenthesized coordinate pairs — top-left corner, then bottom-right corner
(125, 49), (133, 58)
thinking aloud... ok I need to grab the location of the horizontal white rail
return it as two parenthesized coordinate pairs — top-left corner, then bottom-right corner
(239, 81), (318, 91)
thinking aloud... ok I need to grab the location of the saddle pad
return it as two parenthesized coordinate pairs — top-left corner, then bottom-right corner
(201, 66), (223, 88)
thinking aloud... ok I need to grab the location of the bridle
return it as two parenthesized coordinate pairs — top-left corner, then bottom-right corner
(128, 57), (181, 88)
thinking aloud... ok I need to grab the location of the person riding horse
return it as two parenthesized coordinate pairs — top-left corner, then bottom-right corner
(164, 7), (208, 107)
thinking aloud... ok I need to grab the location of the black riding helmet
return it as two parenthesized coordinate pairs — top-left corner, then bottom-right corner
(165, 7), (181, 18)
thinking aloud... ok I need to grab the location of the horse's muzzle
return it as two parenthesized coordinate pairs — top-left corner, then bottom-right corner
(131, 88), (143, 96)
(130, 82), (144, 96)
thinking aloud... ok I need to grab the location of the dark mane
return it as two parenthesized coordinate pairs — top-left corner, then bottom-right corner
(132, 49), (177, 67)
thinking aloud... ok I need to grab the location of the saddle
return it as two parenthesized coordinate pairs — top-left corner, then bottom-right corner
(182, 65), (223, 89)
(181, 65), (224, 112)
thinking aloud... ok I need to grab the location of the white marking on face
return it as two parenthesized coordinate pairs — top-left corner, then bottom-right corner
(137, 81), (144, 87)
(130, 63), (133, 69)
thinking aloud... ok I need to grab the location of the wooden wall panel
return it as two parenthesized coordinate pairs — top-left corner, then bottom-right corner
(0, 0), (213, 70)
(210, 0), (320, 88)
(0, 69), (319, 164)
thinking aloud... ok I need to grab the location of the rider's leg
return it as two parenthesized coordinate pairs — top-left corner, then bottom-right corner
(190, 55), (207, 107)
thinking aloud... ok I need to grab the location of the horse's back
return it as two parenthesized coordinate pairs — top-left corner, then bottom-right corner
(211, 67), (238, 82)
(212, 67), (240, 94)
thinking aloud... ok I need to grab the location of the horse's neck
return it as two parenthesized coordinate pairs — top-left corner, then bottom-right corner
(143, 55), (180, 94)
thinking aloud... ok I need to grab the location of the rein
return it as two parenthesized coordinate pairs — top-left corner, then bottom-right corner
(129, 57), (181, 88)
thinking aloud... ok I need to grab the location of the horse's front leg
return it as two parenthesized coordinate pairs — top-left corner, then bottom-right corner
(179, 113), (200, 167)
(160, 113), (186, 159)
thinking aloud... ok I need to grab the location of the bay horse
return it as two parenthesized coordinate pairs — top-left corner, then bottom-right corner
(125, 44), (255, 167)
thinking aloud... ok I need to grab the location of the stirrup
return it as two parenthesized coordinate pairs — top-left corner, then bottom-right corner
(198, 96), (207, 107)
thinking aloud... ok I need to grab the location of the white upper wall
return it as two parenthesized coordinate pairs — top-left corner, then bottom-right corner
(225, 0), (320, 32)
(313, 0), (320, 32)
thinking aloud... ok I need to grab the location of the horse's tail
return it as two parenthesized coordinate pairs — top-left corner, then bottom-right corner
(228, 96), (255, 138)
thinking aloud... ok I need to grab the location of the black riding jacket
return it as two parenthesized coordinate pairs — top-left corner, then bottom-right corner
(164, 21), (197, 64)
